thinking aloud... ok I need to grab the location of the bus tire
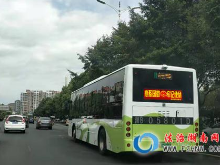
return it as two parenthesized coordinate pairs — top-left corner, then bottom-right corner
(98, 128), (107, 155)
(72, 125), (77, 142)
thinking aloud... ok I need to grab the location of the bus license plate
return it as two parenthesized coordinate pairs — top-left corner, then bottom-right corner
(132, 116), (193, 125)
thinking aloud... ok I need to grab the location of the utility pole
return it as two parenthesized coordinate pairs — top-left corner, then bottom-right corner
(97, 0), (140, 22)
(119, 1), (121, 20)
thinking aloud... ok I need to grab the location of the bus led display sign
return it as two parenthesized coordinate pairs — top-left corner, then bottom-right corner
(154, 72), (172, 80)
(144, 89), (182, 101)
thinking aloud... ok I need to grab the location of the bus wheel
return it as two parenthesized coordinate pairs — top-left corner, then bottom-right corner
(98, 128), (107, 155)
(72, 126), (77, 142)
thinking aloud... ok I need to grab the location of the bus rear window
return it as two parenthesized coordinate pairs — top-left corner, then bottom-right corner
(133, 68), (194, 103)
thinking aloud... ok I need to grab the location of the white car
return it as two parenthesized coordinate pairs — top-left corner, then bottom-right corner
(4, 115), (26, 133)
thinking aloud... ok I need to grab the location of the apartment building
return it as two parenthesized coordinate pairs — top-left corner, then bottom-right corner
(8, 103), (15, 111)
(21, 92), (28, 114)
(45, 90), (60, 98)
(20, 90), (60, 114)
(32, 90), (45, 111)
(15, 100), (22, 114)
(0, 104), (9, 111)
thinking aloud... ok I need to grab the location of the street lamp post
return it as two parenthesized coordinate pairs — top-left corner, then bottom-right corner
(97, 0), (140, 21)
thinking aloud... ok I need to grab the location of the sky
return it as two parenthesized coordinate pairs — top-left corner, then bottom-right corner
(0, 0), (142, 104)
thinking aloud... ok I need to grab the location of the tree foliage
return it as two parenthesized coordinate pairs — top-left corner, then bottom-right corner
(35, 0), (220, 118)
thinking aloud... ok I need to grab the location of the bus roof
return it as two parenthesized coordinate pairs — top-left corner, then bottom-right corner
(127, 64), (195, 72)
(71, 64), (195, 94)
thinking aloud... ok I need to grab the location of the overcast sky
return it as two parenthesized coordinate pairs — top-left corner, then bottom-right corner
(0, 0), (142, 104)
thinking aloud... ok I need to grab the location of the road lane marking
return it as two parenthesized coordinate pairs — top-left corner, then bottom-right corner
(28, 146), (31, 152)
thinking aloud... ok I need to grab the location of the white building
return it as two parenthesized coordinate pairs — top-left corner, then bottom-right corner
(0, 104), (9, 111)
(20, 90), (60, 114)
(46, 90), (60, 98)
(21, 92), (28, 114)
(15, 100), (22, 114)
(32, 90), (45, 111)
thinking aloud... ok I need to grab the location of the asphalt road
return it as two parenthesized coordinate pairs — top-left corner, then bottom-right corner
(0, 122), (220, 165)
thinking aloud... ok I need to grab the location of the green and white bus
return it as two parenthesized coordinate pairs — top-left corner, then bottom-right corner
(68, 64), (199, 154)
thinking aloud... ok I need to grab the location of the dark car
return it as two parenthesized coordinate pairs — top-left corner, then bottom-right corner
(36, 117), (52, 130)
(23, 116), (29, 128)
(29, 118), (34, 124)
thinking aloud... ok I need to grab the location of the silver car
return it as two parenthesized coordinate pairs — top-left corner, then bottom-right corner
(36, 117), (53, 130)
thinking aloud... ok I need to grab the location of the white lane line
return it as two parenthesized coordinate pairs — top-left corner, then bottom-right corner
(28, 146), (31, 152)
(195, 152), (220, 158)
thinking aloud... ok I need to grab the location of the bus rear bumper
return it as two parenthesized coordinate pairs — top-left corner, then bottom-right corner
(123, 139), (198, 153)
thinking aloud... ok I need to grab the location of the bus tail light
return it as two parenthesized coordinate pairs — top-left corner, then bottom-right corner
(195, 122), (198, 127)
(126, 121), (131, 126)
(127, 143), (130, 147)
(195, 128), (198, 132)
(126, 133), (131, 137)
(126, 127), (131, 131)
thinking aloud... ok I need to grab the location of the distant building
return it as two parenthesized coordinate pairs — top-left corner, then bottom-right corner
(45, 90), (60, 98)
(20, 90), (60, 114)
(15, 100), (22, 114)
(26, 90), (33, 114)
(65, 76), (68, 86)
(32, 90), (45, 111)
(0, 104), (9, 111)
(8, 103), (15, 112)
(21, 92), (28, 114)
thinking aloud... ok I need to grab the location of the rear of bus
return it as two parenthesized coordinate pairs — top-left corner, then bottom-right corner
(123, 65), (199, 153)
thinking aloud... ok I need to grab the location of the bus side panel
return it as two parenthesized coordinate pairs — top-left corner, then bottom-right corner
(75, 119), (124, 152)
(68, 120), (73, 137)
(96, 120), (124, 153)
(71, 119), (124, 153)
(68, 119), (81, 137)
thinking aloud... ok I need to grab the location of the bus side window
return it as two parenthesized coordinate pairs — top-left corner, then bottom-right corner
(112, 105), (122, 119)
(104, 104), (122, 119)
(115, 81), (123, 102)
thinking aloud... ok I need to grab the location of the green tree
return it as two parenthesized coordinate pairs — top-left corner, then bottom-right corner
(36, 0), (220, 118)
